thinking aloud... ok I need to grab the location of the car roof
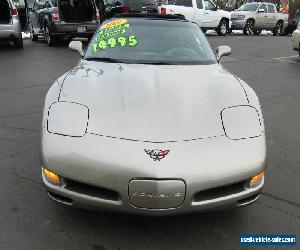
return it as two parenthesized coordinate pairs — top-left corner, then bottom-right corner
(113, 13), (188, 22)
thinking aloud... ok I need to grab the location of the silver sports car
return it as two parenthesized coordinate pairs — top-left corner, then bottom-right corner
(41, 14), (266, 215)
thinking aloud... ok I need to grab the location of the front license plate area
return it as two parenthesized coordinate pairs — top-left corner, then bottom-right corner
(77, 26), (86, 33)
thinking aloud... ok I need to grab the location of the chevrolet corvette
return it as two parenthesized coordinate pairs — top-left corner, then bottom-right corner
(41, 14), (266, 215)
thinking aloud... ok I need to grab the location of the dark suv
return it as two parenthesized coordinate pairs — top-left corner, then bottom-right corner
(103, 0), (158, 19)
(30, 0), (100, 46)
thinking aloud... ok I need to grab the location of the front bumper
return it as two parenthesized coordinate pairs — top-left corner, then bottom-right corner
(230, 19), (246, 30)
(41, 129), (266, 215)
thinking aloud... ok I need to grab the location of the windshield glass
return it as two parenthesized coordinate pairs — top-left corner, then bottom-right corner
(238, 3), (259, 11)
(85, 18), (216, 65)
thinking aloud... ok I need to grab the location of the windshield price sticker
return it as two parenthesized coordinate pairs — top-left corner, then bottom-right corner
(101, 19), (128, 29)
(97, 20), (130, 40)
(93, 36), (138, 52)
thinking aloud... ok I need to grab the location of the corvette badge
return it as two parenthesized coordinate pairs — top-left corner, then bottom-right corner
(144, 149), (170, 161)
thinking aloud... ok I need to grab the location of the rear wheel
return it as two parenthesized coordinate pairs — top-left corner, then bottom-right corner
(243, 19), (254, 35)
(13, 37), (23, 49)
(273, 21), (283, 36)
(217, 19), (228, 36)
(31, 26), (38, 41)
(44, 25), (56, 47)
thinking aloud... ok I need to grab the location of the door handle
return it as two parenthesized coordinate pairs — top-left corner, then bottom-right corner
(204, 11), (209, 14)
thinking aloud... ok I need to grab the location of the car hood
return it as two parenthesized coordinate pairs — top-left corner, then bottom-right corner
(59, 61), (248, 142)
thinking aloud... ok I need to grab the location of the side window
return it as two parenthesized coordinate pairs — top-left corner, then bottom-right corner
(204, 0), (215, 11)
(196, 0), (202, 9)
(259, 4), (267, 13)
(267, 4), (275, 13)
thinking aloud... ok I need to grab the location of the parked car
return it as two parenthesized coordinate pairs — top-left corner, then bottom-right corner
(41, 14), (266, 215)
(160, 0), (231, 35)
(231, 2), (288, 36)
(103, 0), (159, 19)
(30, 0), (100, 46)
(11, 0), (30, 30)
(292, 23), (300, 55)
(0, 0), (29, 48)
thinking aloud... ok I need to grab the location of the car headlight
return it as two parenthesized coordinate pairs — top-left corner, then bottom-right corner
(221, 105), (262, 140)
(237, 15), (245, 20)
(47, 102), (89, 137)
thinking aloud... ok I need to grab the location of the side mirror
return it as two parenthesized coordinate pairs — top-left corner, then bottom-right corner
(69, 41), (84, 57)
(258, 8), (265, 13)
(216, 45), (231, 63)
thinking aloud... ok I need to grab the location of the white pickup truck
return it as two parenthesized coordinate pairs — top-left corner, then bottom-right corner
(231, 2), (288, 35)
(160, 0), (232, 35)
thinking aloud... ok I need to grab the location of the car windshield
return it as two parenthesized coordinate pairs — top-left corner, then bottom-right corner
(238, 3), (259, 12)
(85, 18), (216, 65)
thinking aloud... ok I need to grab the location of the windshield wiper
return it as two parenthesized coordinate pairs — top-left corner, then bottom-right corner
(138, 61), (179, 65)
(85, 57), (125, 63)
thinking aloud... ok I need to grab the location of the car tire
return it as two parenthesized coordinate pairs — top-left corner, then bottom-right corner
(253, 29), (261, 35)
(31, 26), (38, 41)
(273, 21), (283, 36)
(13, 37), (23, 49)
(44, 25), (56, 47)
(243, 19), (254, 35)
(217, 19), (228, 36)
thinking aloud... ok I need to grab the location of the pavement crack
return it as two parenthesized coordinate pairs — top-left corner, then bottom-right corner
(0, 110), (42, 119)
(0, 124), (40, 134)
(0, 83), (51, 92)
(11, 168), (42, 186)
(0, 150), (33, 161)
(261, 191), (300, 208)
(256, 201), (300, 219)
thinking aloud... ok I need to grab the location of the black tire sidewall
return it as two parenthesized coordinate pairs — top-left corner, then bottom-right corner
(243, 20), (254, 35)
(13, 36), (23, 49)
(44, 26), (56, 46)
(217, 19), (228, 36)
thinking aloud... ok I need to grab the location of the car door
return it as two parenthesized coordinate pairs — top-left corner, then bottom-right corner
(203, 0), (217, 28)
(267, 4), (276, 28)
(193, 0), (204, 27)
(255, 3), (268, 29)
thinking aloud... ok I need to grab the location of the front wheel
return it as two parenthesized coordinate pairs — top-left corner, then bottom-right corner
(31, 26), (38, 41)
(243, 19), (254, 35)
(273, 21), (283, 36)
(44, 26), (56, 47)
(13, 37), (23, 49)
(217, 19), (228, 36)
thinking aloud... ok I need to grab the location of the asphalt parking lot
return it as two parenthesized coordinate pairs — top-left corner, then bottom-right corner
(0, 35), (299, 249)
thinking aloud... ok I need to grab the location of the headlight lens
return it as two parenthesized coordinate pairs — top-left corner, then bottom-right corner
(237, 15), (245, 20)
(221, 105), (262, 140)
(47, 102), (89, 137)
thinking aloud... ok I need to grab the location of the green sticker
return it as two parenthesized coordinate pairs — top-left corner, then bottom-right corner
(97, 23), (130, 41)
(92, 35), (138, 52)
